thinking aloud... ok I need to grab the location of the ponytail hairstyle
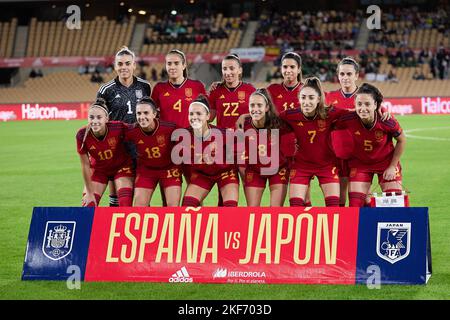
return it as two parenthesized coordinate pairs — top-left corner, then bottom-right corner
(250, 88), (282, 130)
(281, 51), (303, 83)
(336, 56), (360, 74)
(221, 53), (243, 85)
(356, 83), (384, 111)
(301, 77), (328, 120)
(115, 46), (136, 62)
(167, 49), (188, 78)
(137, 96), (158, 114)
(81, 98), (109, 149)
(190, 94), (211, 114)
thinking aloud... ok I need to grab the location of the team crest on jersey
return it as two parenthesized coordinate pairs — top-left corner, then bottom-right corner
(375, 130), (384, 141)
(238, 91), (246, 101)
(108, 137), (117, 148)
(135, 89), (143, 99)
(185, 88), (193, 98)
(157, 134), (166, 146)
(376, 222), (411, 264)
(42, 221), (76, 261)
(317, 119), (326, 131)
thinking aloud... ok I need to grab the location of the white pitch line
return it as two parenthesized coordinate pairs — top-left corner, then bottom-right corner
(404, 127), (450, 141)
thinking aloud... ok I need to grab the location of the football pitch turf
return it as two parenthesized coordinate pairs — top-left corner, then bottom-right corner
(0, 115), (449, 300)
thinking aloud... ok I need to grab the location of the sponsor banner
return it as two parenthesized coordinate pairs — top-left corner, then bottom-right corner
(22, 207), (95, 280)
(85, 207), (359, 284)
(383, 97), (450, 115)
(22, 207), (431, 284)
(355, 207), (431, 285)
(0, 57), (112, 68)
(230, 47), (266, 62)
(0, 102), (90, 121)
(2, 98), (450, 121)
(0, 54), (274, 68)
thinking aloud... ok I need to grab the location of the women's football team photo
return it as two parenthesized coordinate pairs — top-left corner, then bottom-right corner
(76, 46), (406, 208)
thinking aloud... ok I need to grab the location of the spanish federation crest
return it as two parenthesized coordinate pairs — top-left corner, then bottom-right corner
(375, 130), (384, 141)
(376, 222), (411, 264)
(42, 221), (76, 261)
(135, 89), (143, 99)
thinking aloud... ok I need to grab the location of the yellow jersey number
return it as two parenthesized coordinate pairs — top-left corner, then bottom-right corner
(145, 147), (161, 159)
(98, 149), (113, 161)
(223, 102), (240, 116)
(364, 140), (373, 152)
(173, 99), (182, 112)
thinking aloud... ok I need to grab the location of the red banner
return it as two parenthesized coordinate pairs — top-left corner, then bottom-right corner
(84, 207), (359, 284)
(1, 97), (449, 122)
(383, 97), (450, 115)
(0, 102), (90, 121)
(0, 55), (260, 68)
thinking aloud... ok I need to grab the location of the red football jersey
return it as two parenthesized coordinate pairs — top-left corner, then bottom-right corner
(240, 117), (288, 175)
(280, 108), (348, 168)
(325, 89), (357, 110)
(124, 120), (177, 170)
(267, 82), (302, 113)
(209, 82), (255, 129)
(76, 121), (130, 171)
(335, 113), (403, 170)
(179, 125), (233, 176)
(151, 78), (206, 128)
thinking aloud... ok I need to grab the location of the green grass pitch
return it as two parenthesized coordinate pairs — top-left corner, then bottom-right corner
(0, 115), (449, 299)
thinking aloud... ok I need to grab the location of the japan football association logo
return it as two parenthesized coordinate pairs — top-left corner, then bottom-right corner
(376, 222), (411, 264)
(42, 221), (76, 261)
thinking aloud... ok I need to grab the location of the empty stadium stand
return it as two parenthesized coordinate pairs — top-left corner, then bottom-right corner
(0, 18), (18, 58)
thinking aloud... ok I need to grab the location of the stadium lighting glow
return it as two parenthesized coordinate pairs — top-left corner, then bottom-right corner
(189, 0), (195, 4)
(171, 10), (177, 15)
(128, 8), (133, 13)
(138, 10), (146, 15)
(120, 2), (125, 6)
(85, 3), (90, 7)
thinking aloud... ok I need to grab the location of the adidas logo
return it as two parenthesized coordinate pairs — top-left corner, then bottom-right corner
(164, 92), (170, 97)
(138, 139), (144, 144)
(89, 145), (96, 150)
(355, 130), (361, 135)
(114, 94), (121, 99)
(169, 266), (193, 283)
(219, 95), (225, 99)
(277, 94), (283, 99)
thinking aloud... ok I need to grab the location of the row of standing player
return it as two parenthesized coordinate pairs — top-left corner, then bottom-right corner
(77, 46), (405, 207)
